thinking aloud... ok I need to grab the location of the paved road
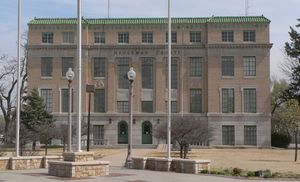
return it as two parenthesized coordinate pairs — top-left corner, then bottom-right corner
(0, 149), (295, 182)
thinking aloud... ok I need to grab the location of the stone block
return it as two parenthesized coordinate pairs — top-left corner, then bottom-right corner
(63, 152), (94, 162)
(132, 157), (147, 170)
(0, 157), (10, 170)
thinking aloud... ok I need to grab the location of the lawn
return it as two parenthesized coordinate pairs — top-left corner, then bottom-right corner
(146, 148), (300, 174)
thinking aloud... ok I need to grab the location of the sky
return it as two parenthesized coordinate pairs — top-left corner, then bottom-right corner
(0, 0), (299, 79)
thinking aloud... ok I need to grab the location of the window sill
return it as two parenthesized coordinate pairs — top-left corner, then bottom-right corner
(41, 76), (53, 80)
(244, 76), (256, 79)
(221, 76), (234, 79)
(93, 77), (105, 80)
(94, 43), (105, 45)
(62, 43), (74, 45)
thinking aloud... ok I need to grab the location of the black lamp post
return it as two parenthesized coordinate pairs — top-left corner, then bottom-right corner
(125, 67), (136, 168)
(66, 68), (75, 152)
(86, 84), (95, 152)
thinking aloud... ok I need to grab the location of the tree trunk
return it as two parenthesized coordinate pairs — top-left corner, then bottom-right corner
(180, 145), (183, 158)
(295, 133), (298, 162)
(63, 137), (66, 152)
(45, 142), (48, 156)
(32, 140), (36, 151)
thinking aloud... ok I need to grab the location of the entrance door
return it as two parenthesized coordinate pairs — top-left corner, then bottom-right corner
(142, 121), (152, 144)
(118, 121), (128, 144)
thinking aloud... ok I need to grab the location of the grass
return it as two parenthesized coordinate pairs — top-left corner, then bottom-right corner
(146, 148), (300, 174)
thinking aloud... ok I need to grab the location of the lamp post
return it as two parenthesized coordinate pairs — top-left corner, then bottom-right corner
(86, 84), (95, 152)
(66, 68), (75, 152)
(125, 67), (136, 168)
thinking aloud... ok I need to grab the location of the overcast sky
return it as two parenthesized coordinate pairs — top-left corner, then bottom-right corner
(0, 0), (299, 79)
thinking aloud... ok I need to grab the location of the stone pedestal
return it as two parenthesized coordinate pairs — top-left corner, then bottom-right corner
(48, 152), (109, 178)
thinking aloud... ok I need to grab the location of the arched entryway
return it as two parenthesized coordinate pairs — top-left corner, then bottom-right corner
(118, 121), (128, 144)
(142, 121), (152, 144)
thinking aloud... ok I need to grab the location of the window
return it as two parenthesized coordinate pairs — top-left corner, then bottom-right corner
(93, 125), (105, 145)
(190, 57), (202, 77)
(61, 57), (74, 77)
(171, 101), (177, 113)
(117, 58), (129, 89)
(244, 88), (256, 113)
(40, 89), (53, 113)
(42, 32), (53, 43)
(243, 30), (255, 42)
(222, 88), (234, 113)
(142, 32), (153, 43)
(117, 101), (128, 113)
(222, 56), (234, 76)
(243, 56), (256, 76)
(190, 89), (202, 113)
(190, 31), (201, 43)
(62, 32), (74, 43)
(94, 89), (105, 112)
(141, 101), (153, 113)
(222, 31), (234, 42)
(222, 126), (235, 145)
(93, 57), (106, 77)
(118, 32), (129, 44)
(94, 32), (105, 44)
(166, 32), (177, 43)
(61, 88), (73, 113)
(165, 58), (177, 89)
(244, 126), (257, 145)
(142, 57), (153, 89)
(41, 57), (52, 77)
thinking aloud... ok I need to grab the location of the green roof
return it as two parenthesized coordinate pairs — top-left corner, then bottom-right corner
(28, 16), (270, 25)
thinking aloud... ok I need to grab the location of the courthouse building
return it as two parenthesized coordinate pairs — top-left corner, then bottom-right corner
(27, 16), (272, 147)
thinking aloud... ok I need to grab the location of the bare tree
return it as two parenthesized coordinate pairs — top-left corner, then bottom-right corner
(154, 116), (213, 159)
(0, 53), (27, 142)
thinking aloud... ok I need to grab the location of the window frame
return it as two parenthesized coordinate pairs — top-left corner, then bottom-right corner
(243, 56), (256, 77)
(221, 88), (235, 113)
(118, 32), (129, 44)
(222, 125), (235, 145)
(41, 57), (53, 78)
(94, 32), (106, 44)
(93, 57), (106, 78)
(244, 125), (257, 145)
(94, 89), (105, 113)
(141, 32), (153, 44)
(190, 89), (202, 113)
(142, 57), (154, 89)
(117, 101), (129, 113)
(62, 32), (74, 44)
(61, 57), (74, 77)
(190, 57), (202, 77)
(221, 31), (234, 42)
(189, 31), (201, 43)
(166, 32), (177, 43)
(141, 101), (154, 113)
(243, 88), (257, 113)
(243, 30), (256, 42)
(40, 88), (53, 113)
(221, 56), (234, 77)
(42, 32), (53, 44)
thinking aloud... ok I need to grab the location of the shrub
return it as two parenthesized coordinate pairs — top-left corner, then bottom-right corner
(263, 169), (272, 178)
(246, 171), (256, 177)
(271, 132), (291, 148)
(232, 167), (242, 176)
(200, 169), (209, 174)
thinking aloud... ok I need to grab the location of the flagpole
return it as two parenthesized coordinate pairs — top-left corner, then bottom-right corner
(167, 0), (172, 160)
(77, 0), (82, 152)
(16, 0), (22, 157)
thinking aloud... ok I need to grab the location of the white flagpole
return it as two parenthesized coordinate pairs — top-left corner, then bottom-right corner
(167, 0), (172, 160)
(77, 0), (82, 152)
(16, 0), (22, 157)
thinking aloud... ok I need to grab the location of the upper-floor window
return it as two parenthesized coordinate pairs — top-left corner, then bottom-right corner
(93, 57), (106, 77)
(243, 30), (256, 42)
(165, 101), (178, 113)
(243, 88), (256, 113)
(62, 32), (74, 44)
(190, 89), (202, 113)
(117, 101), (128, 113)
(61, 88), (73, 113)
(94, 89), (105, 113)
(222, 88), (234, 113)
(166, 32), (177, 43)
(243, 56), (256, 76)
(221, 31), (234, 42)
(117, 58), (129, 89)
(118, 32), (129, 44)
(142, 32), (153, 43)
(41, 57), (52, 77)
(190, 57), (202, 77)
(165, 57), (177, 89)
(42, 32), (53, 43)
(40, 89), (53, 113)
(94, 32), (105, 44)
(190, 31), (201, 43)
(61, 57), (74, 77)
(142, 57), (153, 89)
(141, 101), (153, 113)
(222, 56), (234, 76)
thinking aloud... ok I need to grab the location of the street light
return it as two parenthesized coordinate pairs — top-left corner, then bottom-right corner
(86, 84), (95, 152)
(66, 68), (75, 152)
(125, 67), (136, 168)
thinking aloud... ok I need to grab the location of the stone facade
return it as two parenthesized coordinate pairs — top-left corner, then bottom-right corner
(0, 156), (62, 170)
(48, 152), (109, 178)
(132, 157), (210, 174)
(27, 16), (272, 147)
